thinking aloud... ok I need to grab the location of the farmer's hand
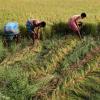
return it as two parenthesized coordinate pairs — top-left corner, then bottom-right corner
(78, 21), (83, 26)
(78, 30), (82, 40)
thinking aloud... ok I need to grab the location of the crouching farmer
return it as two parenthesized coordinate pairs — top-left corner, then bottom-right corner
(3, 22), (20, 47)
(26, 19), (46, 44)
(68, 13), (86, 39)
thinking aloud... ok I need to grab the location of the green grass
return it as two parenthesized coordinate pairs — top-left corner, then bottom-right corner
(0, 0), (100, 35)
(0, 0), (100, 25)
(0, 36), (99, 100)
(0, 41), (8, 63)
(0, 0), (100, 38)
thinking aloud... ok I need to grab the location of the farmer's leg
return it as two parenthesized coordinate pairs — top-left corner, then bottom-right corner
(33, 32), (40, 47)
(14, 34), (21, 44)
(8, 32), (15, 48)
(30, 32), (35, 44)
(6, 38), (12, 48)
(3, 32), (12, 47)
(37, 32), (40, 40)
(72, 23), (82, 39)
(68, 22), (78, 36)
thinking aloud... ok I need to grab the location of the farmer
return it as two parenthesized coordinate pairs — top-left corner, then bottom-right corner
(3, 22), (20, 47)
(68, 12), (87, 39)
(26, 19), (46, 44)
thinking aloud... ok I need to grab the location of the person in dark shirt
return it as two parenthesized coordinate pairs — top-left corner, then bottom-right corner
(26, 19), (46, 44)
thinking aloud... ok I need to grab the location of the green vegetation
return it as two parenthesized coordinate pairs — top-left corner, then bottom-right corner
(0, 0), (100, 100)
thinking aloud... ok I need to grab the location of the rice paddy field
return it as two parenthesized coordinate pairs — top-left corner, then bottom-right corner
(0, 0), (100, 100)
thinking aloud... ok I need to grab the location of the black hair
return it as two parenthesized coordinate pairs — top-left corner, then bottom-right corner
(40, 21), (46, 27)
(81, 13), (86, 18)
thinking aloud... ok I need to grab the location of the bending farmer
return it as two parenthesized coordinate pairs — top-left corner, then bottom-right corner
(26, 19), (46, 44)
(68, 12), (86, 39)
(3, 22), (20, 47)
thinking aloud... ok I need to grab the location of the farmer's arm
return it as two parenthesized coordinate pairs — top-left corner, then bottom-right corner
(76, 22), (82, 39)
(30, 30), (36, 43)
(34, 27), (41, 39)
(75, 16), (82, 39)
(75, 16), (81, 26)
(77, 29), (82, 39)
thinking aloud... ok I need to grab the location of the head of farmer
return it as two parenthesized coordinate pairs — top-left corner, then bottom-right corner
(26, 19), (46, 44)
(3, 22), (20, 47)
(68, 12), (86, 39)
